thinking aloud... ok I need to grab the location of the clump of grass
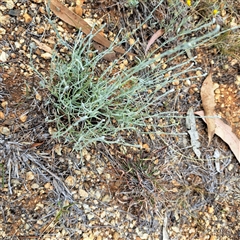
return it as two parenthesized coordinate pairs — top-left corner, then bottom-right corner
(0, 163), (4, 188)
(34, 4), (222, 152)
(42, 31), (177, 150)
(212, 29), (240, 60)
(190, 0), (240, 60)
(125, 0), (140, 8)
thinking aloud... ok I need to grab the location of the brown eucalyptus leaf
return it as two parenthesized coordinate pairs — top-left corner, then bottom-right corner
(145, 29), (164, 55)
(92, 42), (116, 61)
(200, 69), (215, 145)
(49, 0), (133, 58)
(30, 142), (44, 149)
(32, 38), (53, 53)
(195, 111), (240, 162)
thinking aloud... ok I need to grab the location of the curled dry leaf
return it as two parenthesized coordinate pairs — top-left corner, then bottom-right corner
(145, 29), (164, 55)
(48, 127), (57, 135)
(29, 142), (44, 149)
(200, 69), (215, 145)
(195, 111), (240, 163)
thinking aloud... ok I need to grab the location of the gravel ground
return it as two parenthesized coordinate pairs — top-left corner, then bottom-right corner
(0, 0), (240, 239)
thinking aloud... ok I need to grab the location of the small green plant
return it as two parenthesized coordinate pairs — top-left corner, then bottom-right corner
(0, 164), (4, 188)
(54, 202), (74, 223)
(125, 0), (139, 8)
(34, 1), (223, 152)
(212, 30), (240, 60)
(190, 0), (240, 60)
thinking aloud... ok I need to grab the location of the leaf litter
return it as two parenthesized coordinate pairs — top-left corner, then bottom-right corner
(200, 68), (216, 145)
(195, 111), (240, 162)
(186, 107), (201, 158)
(197, 68), (240, 162)
(49, 0), (133, 58)
(145, 29), (164, 55)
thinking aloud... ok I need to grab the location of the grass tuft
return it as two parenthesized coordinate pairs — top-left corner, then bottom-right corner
(33, 3), (224, 152)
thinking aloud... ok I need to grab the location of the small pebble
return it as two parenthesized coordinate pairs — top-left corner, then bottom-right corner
(44, 182), (53, 190)
(0, 111), (5, 119)
(23, 13), (32, 24)
(172, 79), (179, 86)
(26, 171), (35, 181)
(0, 28), (6, 35)
(102, 194), (111, 202)
(5, 0), (14, 9)
(65, 176), (76, 186)
(128, 38), (135, 45)
(208, 206), (214, 214)
(31, 183), (39, 189)
(79, 188), (89, 199)
(113, 232), (120, 240)
(162, 63), (167, 70)
(227, 164), (234, 171)
(41, 52), (52, 60)
(0, 126), (10, 136)
(171, 226), (180, 233)
(184, 79), (191, 86)
(19, 114), (28, 123)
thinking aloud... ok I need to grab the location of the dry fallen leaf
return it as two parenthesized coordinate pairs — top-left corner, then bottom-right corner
(186, 107), (201, 158)
(29, 142), (44, 149)
(200, 69), (215, 145)
(92, 42), (116, 62)
(145, 29), (164, 55)
(195, 111), (240, 163)
(49, 0), (133, 58)
(32, 38), (53, 54)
